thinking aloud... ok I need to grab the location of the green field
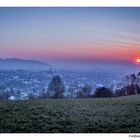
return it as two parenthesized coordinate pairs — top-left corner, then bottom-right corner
(0, 95), (140, 133)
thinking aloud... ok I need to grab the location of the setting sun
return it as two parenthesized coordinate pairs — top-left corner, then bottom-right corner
(136, 58), (140, 63)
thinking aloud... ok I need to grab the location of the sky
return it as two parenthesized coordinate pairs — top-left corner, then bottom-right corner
(0, 7), (140, 64)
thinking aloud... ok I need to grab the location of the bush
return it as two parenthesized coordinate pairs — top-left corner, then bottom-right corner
(95, 87), (112, 97)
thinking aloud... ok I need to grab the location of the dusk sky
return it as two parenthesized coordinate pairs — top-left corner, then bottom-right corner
(1, 7), (140, 63)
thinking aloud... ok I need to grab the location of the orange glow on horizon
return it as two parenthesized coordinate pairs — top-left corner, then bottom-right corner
(136, 58), (140, 63)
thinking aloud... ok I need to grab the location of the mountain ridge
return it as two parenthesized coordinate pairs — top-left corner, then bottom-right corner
(0, 58), (52, 70)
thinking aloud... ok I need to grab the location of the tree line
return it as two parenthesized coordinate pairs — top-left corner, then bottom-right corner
(0, 72), (140, 100)
(30, 72), (140, 99)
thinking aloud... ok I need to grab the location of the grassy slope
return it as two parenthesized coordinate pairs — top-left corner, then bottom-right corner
(0, 95), (140, 133)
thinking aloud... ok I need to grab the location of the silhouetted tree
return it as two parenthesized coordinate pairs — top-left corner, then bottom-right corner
(0, 88), (11, 100)
(116, 84), (140, 96)
(28, 93), (36, 100)
(124, 73), (138, 86)
(76, 84), (92, 98)
(95, 87), (112, 97)
(10, 88), (15, 96)
(115, 88), (127, 96)
(15, 90), (21, 99)
(130, 74), (137, 85)
(39, 88), (49, 99)
(47, 75), (65, 99)
(125, 84), (140, 95)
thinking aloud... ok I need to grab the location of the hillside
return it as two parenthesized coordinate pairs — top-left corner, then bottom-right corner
(0, 58), (51, 70)
(0, 95), (140, 133)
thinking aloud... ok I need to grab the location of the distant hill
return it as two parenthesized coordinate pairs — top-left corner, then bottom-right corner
(0, 58), (52, 70)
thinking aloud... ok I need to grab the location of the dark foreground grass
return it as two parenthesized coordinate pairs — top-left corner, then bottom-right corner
(0, 95), (140, 133)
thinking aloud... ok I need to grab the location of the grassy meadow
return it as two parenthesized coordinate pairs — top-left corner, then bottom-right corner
(0, 95), (140, 133)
